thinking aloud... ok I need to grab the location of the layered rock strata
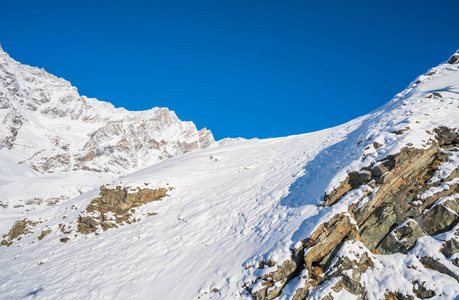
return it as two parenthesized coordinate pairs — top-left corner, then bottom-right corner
(249, 127), (459, 299)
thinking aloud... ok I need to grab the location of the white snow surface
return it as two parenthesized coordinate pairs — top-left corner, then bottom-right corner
(1, 50), (459, 299)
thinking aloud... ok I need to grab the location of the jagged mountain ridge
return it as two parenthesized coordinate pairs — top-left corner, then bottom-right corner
(0, 45), (214, 174)
(1, 49), (459, 299)
(0, 45), (214, 211)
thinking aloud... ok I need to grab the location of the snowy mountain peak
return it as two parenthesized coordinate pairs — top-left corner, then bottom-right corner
(0, 47), (215, 210)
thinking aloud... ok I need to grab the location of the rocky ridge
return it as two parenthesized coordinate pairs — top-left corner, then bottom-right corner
(246, 50), (459, 299)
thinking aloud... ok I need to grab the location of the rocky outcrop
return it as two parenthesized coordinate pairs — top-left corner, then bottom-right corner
(420, 256), (459, 283)
(77, 185), (173, 234)
(377, 219), (425, 254)
(324, 171), (372, 206)
(416, 195), (459, 235)
(448, 50), (459, 64)
(251, 260), (299, 300)
(441, 229), (459, 265)
(323, 241), (374, 296)
(246, 127), (459, 299)
(1, 219), (37, 246)
(412, 281), (435, 299)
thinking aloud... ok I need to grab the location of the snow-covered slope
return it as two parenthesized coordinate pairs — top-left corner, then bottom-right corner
(0, 45), (214, 213)
(1, 50), (459, 299)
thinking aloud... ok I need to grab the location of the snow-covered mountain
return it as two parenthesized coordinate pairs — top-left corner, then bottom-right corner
(1, 49), (459, 299)
(0, 45), (214, 212)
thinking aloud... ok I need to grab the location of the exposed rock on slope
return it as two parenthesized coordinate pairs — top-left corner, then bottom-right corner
(0, 184), (173, 245)
(1, 219), (37, 246)
(77, 185), (173, 233)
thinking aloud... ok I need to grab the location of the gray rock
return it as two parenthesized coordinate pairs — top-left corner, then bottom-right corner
(378, 219), (425, 254)
(448, 53), (459, 64)
(348, 171), (372, 189)
(413, 281), (435, 299)
(434, 127), (459, 146)
(420, 256), (459, 282)
(442, 238), (459, 258)
(359, 203), (397, 250)
(416, 197), (459, 235)
(325, 247), (373, 296)
(251, 259), (300, 300)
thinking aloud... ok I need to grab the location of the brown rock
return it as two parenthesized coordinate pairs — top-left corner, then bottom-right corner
(412, 281), (435, 299)
(304, 214), (356, 265)
(1, 219), (37, 246)
(77, 185), (171, 234)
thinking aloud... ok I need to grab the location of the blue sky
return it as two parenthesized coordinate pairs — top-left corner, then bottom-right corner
(1, 0), (458, 140)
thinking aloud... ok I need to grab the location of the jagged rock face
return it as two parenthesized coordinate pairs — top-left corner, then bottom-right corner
(0, 46), (214, 175)
(378, 219), (425, 254)
(324, 241), (374, 296)
(448, 50), (459, 64)
(244, 48), (459, 299)
(248, 128), (459, 299)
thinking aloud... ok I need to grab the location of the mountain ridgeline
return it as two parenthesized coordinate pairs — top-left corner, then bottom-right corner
(0, 45), (214, 175)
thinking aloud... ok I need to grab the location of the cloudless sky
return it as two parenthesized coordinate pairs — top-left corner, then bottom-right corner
(1, 0), (458, 140)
